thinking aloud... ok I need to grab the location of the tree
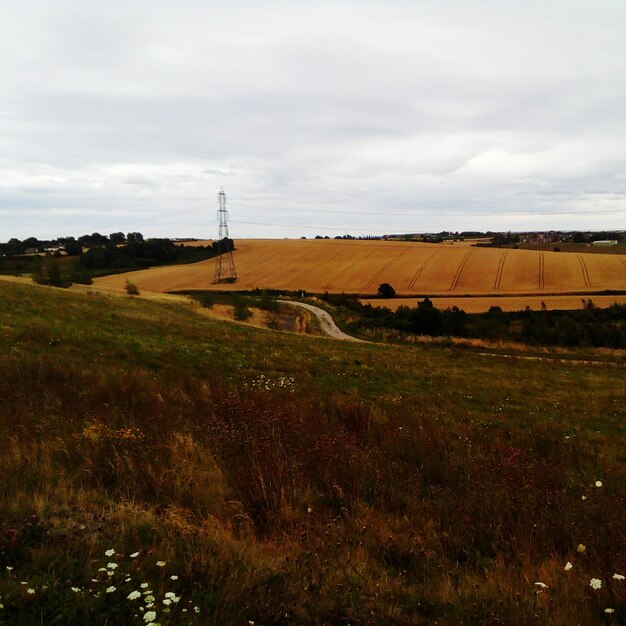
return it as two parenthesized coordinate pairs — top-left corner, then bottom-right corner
(127, 232), (144, 243)
(109, 232), (126, 244)
(64, 241), (83, 256)
(377, 283), (396, 298)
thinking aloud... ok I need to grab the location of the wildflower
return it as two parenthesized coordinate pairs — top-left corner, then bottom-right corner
(564, 562), (573, 571)
(582, 495), (587, 500)
(5, 567), (12, 571)
(534, 582), (548, 589)
(170, 575), (178, 580)
(194, 606), (200, 613)
(163, 599), (172, 606)
(605, 608), (615, 614)
(128, 591), (142, 600)
(590, 578), (602, 590)
(307, 507), (312, 514)
(71, 587), (81, 593)
(595, 480), (603, 487)
(613, 573), (625, 580)
(165, 592), (176, 598)
(26, 588), (35, 594)
(98, 567), (107, 572)
(145, 595), (155, 603)
(130, 552), (140, 558)
(106, 586), (116, 593)
(156, 561), (166, 567)
(143, 611), (157, 623)
(125, 577), (131, 582)
(105, 549), (115, 557)
(577, 543), (586, 553)
(107, 563), (118, 570)
(140, 583), (149, 589)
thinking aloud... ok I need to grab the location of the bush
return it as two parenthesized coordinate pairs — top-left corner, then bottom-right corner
(377, 282), (396, 298)
(124, 280), (140, 296)
(233, 297), (252, 321)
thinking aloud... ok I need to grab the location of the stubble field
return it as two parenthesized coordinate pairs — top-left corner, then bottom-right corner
(95, 240), (626, 306)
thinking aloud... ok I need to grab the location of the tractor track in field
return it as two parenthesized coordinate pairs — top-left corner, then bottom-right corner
(577, 254), (592, 287)
(493, 250), (508, 290)
(449, 251), (472, 291)
(407, 250), (440, 290)
(538, 252), (545, 289)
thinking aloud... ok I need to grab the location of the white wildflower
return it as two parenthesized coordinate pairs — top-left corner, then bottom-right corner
(140, 583), (149, 589)
(130, 552), (140, 558)
(156, 561), (166, 567)
(170, 575), (178, 580)
(5, 567), (13, 571)
(613, 573), (625, 580)
(605, 608), (615, 614)
(145, 595), (155, 603)
(105, 549), (115, 557)
(106, 586), (116, 593)
(577, 543), (586, 553)
(163, 599), (171, 606)
(107, 563), (118, 570)
(71, 587), (81, 593)
(194, 606), (200, 613)
(590, 578), (602, 590)
(26, 588), (35, 594)
(595, 480), (603, 487)
(128, 590), (142, 600)
(582, 495), (587, 500)
(564, 562), (573, 571)
(534, 582), (548, 589)
(143, 611), (157, 623)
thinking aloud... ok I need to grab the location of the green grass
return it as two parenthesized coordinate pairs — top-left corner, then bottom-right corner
(0, 279), (625, 625)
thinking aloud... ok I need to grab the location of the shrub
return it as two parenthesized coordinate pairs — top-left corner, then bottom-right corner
(124, 280), (140, 296)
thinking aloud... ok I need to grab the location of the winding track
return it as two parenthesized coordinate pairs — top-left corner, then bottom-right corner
(278, 300), (364, 342)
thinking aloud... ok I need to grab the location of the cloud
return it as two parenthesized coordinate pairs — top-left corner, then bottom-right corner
(1, 0), (626, 239)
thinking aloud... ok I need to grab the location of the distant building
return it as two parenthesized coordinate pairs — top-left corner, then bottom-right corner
(591, 240), (618, 247)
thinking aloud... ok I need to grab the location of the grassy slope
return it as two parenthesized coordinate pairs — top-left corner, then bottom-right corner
(0, 279), (625, 625)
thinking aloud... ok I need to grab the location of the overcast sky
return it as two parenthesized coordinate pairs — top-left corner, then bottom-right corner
(1, 1), (626, 240)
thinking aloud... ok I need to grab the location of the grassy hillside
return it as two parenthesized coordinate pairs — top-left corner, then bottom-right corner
(94, 238), (626, 297)
(1, 279), (625, 625)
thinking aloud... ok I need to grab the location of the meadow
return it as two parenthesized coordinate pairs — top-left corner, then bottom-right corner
(0, 278), (625, 625)
(94, 239), (626, 301)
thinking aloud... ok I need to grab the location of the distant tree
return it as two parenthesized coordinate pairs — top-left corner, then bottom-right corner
(377, 283), (396, 298)
(64, 241), (83, 256)
(109, 232), (126, 244)
(127, 232), (144, 243)
(90, 232), (108, 245)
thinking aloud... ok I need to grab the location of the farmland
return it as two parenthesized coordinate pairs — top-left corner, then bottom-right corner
(94, 239), (626, 302)
(1, 277), (625, 625)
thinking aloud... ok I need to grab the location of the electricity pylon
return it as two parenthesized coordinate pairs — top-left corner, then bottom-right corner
(212, 187), (237, 283)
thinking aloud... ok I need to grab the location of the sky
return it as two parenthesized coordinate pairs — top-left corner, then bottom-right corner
(1, 0), (626, 241)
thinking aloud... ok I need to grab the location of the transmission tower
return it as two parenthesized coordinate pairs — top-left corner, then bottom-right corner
(212, 187), (237, 283)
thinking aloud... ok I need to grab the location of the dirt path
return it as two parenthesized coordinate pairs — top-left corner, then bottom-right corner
(278, 300), (364, 342)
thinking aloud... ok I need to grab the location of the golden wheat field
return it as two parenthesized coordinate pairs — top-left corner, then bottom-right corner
(95, 238), (626, 298)
(362, 294), (626, 313)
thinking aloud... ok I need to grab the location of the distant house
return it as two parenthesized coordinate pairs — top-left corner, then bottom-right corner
(591, 240), (618, 247)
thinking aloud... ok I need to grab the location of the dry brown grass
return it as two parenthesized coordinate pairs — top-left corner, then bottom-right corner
(93, 239), (626, 297)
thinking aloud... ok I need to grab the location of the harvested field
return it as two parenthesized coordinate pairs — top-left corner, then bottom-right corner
(94, 238), (626, 296)
(362, 294), (626, 313)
